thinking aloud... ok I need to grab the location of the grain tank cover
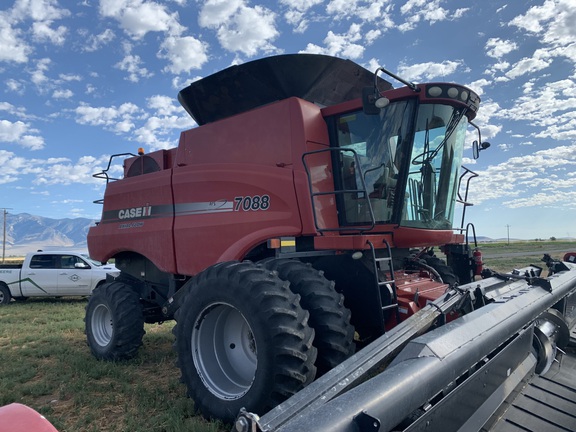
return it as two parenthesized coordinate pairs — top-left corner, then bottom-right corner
(178, 54), (392, 125)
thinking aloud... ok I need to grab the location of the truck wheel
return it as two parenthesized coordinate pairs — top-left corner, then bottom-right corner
(262, 259), (355, 376)
(85, 281), (145, 361)
(0, 283), (11, 305)
(173, 261), (317, 422)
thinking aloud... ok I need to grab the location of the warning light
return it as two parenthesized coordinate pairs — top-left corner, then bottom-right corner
(138, 148), (145, 156)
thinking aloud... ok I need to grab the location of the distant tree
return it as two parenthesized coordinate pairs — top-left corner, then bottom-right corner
(550, 236), (557, 241)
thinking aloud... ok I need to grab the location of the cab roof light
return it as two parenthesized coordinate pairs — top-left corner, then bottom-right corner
(426, 84), (480, 112)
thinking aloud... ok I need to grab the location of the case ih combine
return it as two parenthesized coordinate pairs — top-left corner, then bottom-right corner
(83, 54), (576, 431)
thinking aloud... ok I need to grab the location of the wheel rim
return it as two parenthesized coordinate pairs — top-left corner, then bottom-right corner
(91, 303), (113, 347)
(192, 303), (257, 399)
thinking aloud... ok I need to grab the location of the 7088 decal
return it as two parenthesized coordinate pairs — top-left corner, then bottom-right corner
(234, 195), (270, 211)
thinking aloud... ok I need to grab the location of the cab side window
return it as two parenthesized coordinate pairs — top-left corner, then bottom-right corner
(29, 255), (57, 269)
(59, 255), (89, 269)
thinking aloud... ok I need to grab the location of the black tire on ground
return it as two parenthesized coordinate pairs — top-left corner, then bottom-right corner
(262, 258), (355, 376)
(173, 261), (317, 422)
(85, 281), (145, 361)
(424, 256), (459, 286)
(0, 283), (11, 305)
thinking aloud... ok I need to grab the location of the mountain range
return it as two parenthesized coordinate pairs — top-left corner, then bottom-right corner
(2, 212), (94, 256)
(2, 212), (569, 258)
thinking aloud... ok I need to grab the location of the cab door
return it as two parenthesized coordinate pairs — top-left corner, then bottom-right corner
(56, 255), (92, 295)
(20, 254), (58, 296)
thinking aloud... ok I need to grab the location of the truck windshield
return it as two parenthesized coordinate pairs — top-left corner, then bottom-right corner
(333, 101), (468, 230)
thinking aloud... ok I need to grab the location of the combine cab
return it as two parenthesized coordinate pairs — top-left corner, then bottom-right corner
(85, 54), (576, 429)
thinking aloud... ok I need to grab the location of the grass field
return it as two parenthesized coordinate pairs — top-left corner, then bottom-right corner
(1, 241), (574, 431)
(0, 300), (225, 432)
(476, 240), (573, 273)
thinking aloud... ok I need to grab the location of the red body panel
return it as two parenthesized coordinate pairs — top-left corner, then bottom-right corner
(393, 271), (457, 325)
(89, 97), (336, 275)
(0, 403), (58, 432)
(88, 169), (176, 272)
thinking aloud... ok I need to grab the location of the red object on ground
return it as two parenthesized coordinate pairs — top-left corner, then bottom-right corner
(564, 252), (576, 263)
(0, 403), (59, 432)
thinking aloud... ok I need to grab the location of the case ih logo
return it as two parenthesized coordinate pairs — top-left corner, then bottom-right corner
(118, 206), (152, 220)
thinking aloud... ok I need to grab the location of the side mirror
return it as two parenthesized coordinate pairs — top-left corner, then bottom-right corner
(75, 262), (90, 269)
(472, 140), (491, 159)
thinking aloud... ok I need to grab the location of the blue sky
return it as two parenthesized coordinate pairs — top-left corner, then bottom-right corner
(0, 0), (575, 240)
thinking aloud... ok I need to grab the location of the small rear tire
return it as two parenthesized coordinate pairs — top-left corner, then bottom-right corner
(173, 261), (317, 422)
(0, 283), (11, 305)
(85, 281), (145, 361)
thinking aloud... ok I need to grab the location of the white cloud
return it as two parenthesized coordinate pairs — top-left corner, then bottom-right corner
(397, 60), (465, 82)
(6, 79), (24, 93)
(0, 102), (33, 120)
(467, 78), (491, 97)
(280, 0), (323, 32)
(0, 0), (71, 64)
(33, 154), (112, 186)
(52, 89), (73, 99)
(0, 15), (31, 63)
(32, 21), (67, 44)
(398, 0), (468, 32)
(505, 0), (576, 79)
(147, 95), (181, 116)
(74, 102), (142, 131)
(326, 0), (394, 24)
(198, 0), (243, 27)
(84, 28), (115, 52)
(73, 98), (194, 151)
(158, 35), (208, 74)
(115, 43), (154, 82)
(10, 0), (71, 22)
(29, 57), (51, 87)
(99, 0), (184, 39)
(469, 100), (503, 141)
(280, 0), (323, 10)
(505, 52), (551, 80)
(497, 78), (576, 141)
(301, 23), (365, 59)
(199, 1), (279, 56)
(485, 38), (518, 59)
(59, 73), (81, 82)
(470, 143), (576, 207)
(0, 119), (44, 150)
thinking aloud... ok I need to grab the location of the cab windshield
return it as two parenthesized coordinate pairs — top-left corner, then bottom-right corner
(403, 104), (468, 229)
(333, 101), (468, 230)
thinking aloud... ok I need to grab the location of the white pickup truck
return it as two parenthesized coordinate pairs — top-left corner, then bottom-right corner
(0, 251), (119, 304)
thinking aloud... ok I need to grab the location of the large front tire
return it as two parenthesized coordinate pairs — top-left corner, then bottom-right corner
(262, 259), (355, 376)
(173, 261), (317, 422)
(85, 281), (145, 361)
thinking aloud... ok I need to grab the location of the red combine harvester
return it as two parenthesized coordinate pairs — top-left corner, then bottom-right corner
(85, 54), (576, 431)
